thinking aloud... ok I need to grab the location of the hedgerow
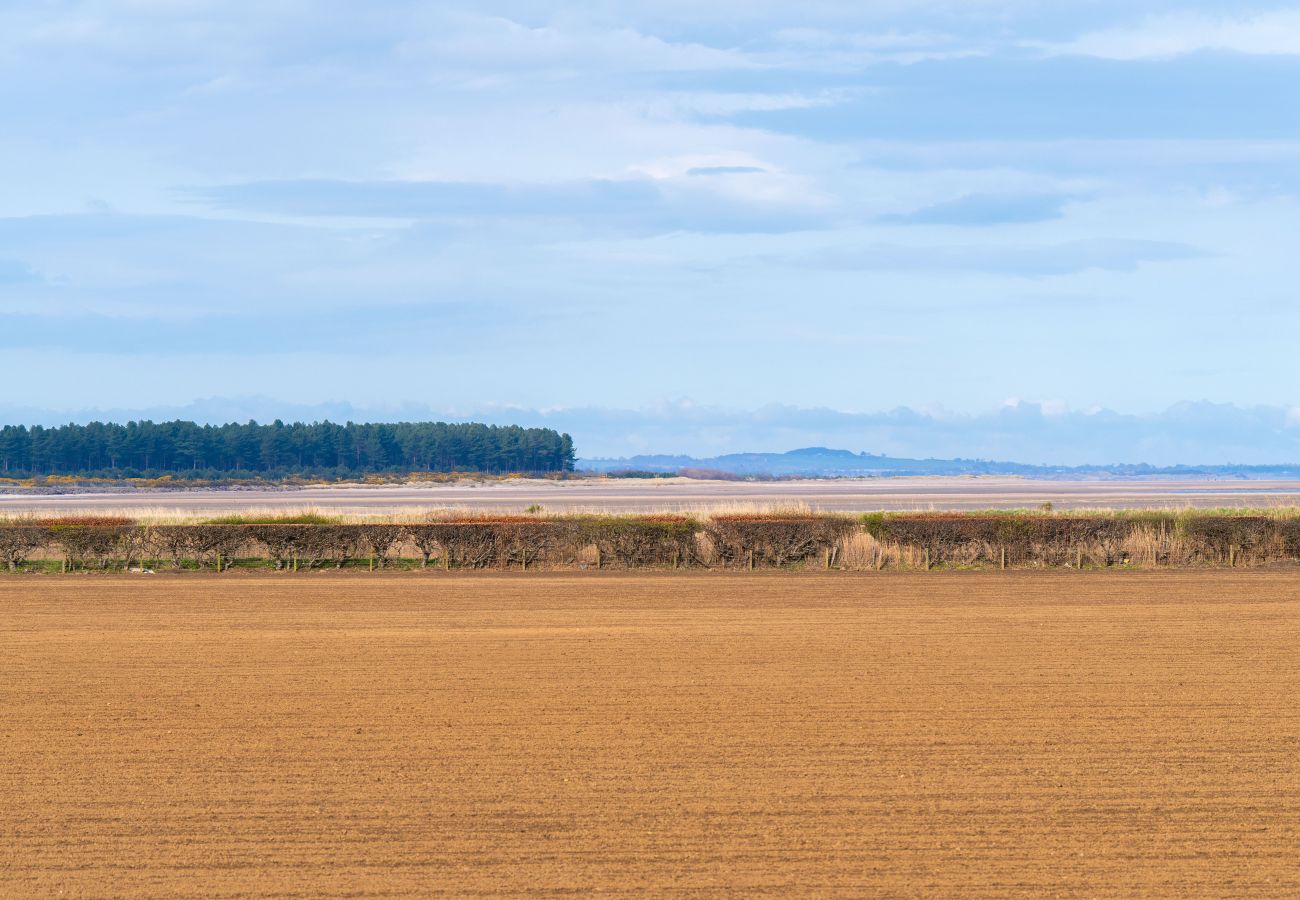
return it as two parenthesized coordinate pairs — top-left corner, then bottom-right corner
(246, 524), (352, 570)
(865, 514), (1137, 567)
(0, 520), (45, 571)
(400, 519), (561, 569)
(151, 524), (248, 570)
(40, 516), (138, 570)
(575, 515), (698, 568)
(5, 510), (1300, 572)
(704, 514), (855, 568)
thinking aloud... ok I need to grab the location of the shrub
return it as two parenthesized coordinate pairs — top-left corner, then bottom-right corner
(248, 524), (354, 569)
(416, 522), (503, 569)
(871, 515), (999, 555)
(404, 518), (579, 569)
(401, 521), (512, 569)
(866, 513), (1139, 567)
(0, 522), (46, 571)
(150, 525), (250, 570)
(575, 515), (699, 568)
(39, 517), (137, 569)
(1276, 517), (1300, 556)
(493, 519), (578, 568)
(203, 513), (340, 525)
(1179, 515), (1274, 556)
(704, 514), (854, 568)
(355, 524), (403, 568)
(10, 510), (1300, 574)
(404, 523), (449, 568)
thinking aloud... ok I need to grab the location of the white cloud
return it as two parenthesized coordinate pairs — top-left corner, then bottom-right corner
(1049, 10), (1300, 60)
(761, 26), (987, 69)
(633, 88), (860, 118)
(768, 238), (1205, 277)
(399, 16), (755, 75)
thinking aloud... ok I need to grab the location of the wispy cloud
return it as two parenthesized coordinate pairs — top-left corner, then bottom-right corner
(769, 239), (1205, 277)
(196, 176), (831, 234)
(0, 258), (40, 284)
(1047, 10), (1300, 60)
(879, 192), (1076, 226)
(686, 165), (768, 176)
(399, 16), (757, 77)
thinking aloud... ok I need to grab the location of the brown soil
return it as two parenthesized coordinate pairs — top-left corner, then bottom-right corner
(3, 572), (1300, 896)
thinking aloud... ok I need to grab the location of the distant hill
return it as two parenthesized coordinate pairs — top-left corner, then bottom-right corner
(579, 447), (1300, 479)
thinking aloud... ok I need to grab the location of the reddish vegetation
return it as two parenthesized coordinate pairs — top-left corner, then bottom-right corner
(30, 515), (135, 527)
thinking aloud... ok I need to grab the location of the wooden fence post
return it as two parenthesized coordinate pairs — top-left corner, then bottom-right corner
(748, 549), (754, 571)
(216, 552), (222, 573)
(1076, 547), (1083, 570)
(1000, 547), (1006, 570)
(923, 548), (930, 571)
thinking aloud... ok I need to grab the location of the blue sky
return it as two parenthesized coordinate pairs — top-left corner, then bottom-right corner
(3, 1), (1300, 461)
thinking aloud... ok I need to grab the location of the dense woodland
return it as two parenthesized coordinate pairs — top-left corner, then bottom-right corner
(0, 420), (576, 478)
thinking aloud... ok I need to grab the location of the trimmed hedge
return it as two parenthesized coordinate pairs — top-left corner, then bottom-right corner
(152, 524), (249, 570)
(865, 514), (1137, 566)
(0, 523), (45, 571)
(42, 517), (139, 570)
(704, 514), (856, 568)
(575, 515), (699, 568)
(402, 519), (573, 569)
(5, 512), (1300, 572)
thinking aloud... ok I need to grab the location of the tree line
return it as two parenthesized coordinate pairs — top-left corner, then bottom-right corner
(0, 420), (576, 478)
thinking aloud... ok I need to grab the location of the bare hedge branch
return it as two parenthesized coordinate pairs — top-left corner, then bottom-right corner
(9, 512), (1300, 572)
(150, 525), (249, 570)
(0, 524), (46, 571)
(41, 517), (136, 570)
(575, 515), (699, 568)
(356, 525), (403, 568)
(704, 515), (855, 568)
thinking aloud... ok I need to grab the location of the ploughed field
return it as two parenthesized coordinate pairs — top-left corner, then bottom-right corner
(4, 573), (1300, 896)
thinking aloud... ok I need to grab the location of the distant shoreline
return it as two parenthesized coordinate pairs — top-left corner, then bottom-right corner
(8, 466), (1300, 499)
(7, 476), (1300, 516)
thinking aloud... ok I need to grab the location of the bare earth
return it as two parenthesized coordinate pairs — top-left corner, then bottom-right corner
(4, 572), (1300, 896)
(6, 476), (1300, 517)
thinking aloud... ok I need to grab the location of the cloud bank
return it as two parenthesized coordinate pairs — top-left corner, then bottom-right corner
(4, 398), (1300, 467)
(1052, 11), (1300, 60)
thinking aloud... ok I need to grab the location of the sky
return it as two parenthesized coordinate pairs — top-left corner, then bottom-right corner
(3, 1), (1300, 462)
